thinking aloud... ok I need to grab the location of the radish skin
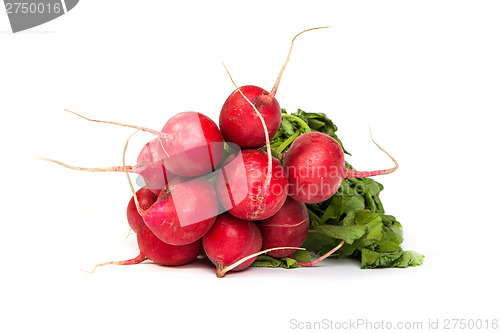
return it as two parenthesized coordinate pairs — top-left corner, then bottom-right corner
(283, 132), (398, 204)
(202, 213), (263, 277)
(216, 149), (288, 220)
(126, 187), (158, 233)
(257, 196), (310, 258)
(142, 177), (219, 246)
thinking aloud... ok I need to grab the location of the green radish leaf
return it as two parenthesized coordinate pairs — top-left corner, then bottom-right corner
(361, 249), (425, 268)
(313, 225), (367, 244)
(294, 249), (312, 263)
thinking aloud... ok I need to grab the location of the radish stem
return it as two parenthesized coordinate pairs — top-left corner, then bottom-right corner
(296, 240), (345, 267)
(344, 128), (398, 178)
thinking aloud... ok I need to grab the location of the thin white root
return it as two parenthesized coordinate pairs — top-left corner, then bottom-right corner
(269, 26), (331, 98)
(216, 246), (305, 278)
(369, 125), (399, 173)
(34, 157), (134, 172)
(344, 128), (399, 179)
(157, 134), (171, 158)
(64, 109), (174, 144)
(64, 109), (160, 135)
(122, 129), (143, 216)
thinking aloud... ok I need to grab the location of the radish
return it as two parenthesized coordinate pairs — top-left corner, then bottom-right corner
(219, 27), (329, 149)
(140, 177), (219, 246)
(160, 111), (224, 177)
(117, 130), (219, 247)
(136, 222), (202, 266)
(202, 213), (263, 278)
(257, 196), (310, 258)
(219, 85), (281, 149)
(90, 222), (202, 272)
(215, 149), (288, 220)
(202, 212), (344, 277)
(216, 27), (328, 220)
(144, 178), (218, 245)
(126, 187), (158, 233)
(283, 131), (398, 204)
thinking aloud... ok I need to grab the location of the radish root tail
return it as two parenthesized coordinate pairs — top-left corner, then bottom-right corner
(269, 26), (331, 99)
(63, 109), (173, 147)
(83, 254), (147, 274)
(122, 129), (144, 216)
(216, 246), (305, 278)
(296, 240), (345, 267)
(344, 127), (399, 179)
(34, 157), (135, 173)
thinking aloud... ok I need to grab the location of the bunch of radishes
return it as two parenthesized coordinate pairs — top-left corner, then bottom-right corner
(43, 27), (397, 278)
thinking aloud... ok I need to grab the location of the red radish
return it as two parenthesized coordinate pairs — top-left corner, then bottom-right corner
(219, 27), (329, 149)
(141, 177), (219, 246)
(216, 149), (288, 220)
(126, 187), (158, 233)
(120, 131), (219, 246)
(283, 132), (398, 204)
(136, 223), (202, 266)
(257, 196), (310, 258)
(43, 110), (224, 179)
(220, 85), (281, 149)
(160, 111), (224, 177)
(90, 222), (202, 272)
(202, 213), (262, 278)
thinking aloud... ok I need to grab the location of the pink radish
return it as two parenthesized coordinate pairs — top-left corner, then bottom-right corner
(219, 27), (329, 149)
(257, 196), (310, 258)
(42, 110), (224, 180)
(141, 177), (219, 246)
(118, 131), (219, 247)
(202, 213), (263, 278)
(126, 187), (158, 233)
(283, 132), (398, 204)
(216, 149), (288, 220)
(90, 222), (202, 272)
(160, 111), (224, 177)
(136, 223), (202, 266)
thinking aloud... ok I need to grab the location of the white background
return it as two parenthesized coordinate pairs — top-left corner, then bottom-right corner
(1, 1), (499, 332)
